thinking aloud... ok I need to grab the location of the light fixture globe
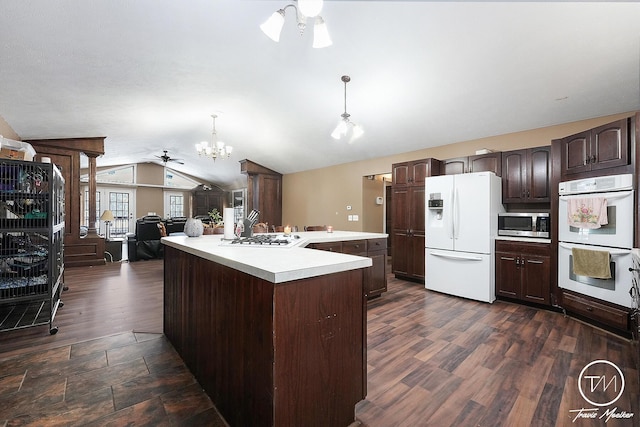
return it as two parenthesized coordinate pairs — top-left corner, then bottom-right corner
(260, 9), (286, 42)
(297, 0), (323, 17)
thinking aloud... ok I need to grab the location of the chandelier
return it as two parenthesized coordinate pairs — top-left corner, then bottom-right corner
(195, 114), (233, 161)
(260, 0), (332, 48)
(331, 75), (363, 142)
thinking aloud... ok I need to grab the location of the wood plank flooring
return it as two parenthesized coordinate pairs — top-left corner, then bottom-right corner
(1, 259), (638, 426)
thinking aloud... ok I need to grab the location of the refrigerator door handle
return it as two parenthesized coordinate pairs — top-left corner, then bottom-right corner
(428, 250), (483, 262)
(453, 187), (460, 240)
(448, 188), (455, 239)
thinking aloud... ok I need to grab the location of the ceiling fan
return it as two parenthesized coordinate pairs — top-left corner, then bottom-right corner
(155, 150), (184, 165)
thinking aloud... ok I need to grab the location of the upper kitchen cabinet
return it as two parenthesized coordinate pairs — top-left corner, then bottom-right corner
(559, 118), (631, 177)
(502, 146), (551, 204)
(192, 184), (226, 217)
(392, 158), (441, 186)
(391, 158), (441, 282)
(240, 159), (282, 228)
(443, 152), (502, 176)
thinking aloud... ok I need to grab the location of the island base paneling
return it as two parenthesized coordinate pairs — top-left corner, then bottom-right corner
(163, 245), (366, 427)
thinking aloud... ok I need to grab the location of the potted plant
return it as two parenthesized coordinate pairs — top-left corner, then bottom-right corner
(208, 208), (223, 225)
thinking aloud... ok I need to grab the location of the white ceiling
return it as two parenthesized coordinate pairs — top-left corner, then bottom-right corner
(1, 1), (639, 189)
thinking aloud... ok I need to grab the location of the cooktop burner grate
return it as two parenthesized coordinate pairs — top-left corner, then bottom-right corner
(224, 234), (297, 247)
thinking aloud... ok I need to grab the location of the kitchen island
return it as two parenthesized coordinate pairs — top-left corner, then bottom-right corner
(162, 231), (386, 427)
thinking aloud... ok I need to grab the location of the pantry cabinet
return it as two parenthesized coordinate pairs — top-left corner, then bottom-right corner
(502, 146), (551, 204)
(495, 240), (551, 306)
(391, 158), (441, 282)
(559, 118), (631, 177)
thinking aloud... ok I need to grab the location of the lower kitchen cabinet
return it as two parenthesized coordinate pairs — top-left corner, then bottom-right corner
(309, 238), (387, 298)
(561, 290), (629, 332)
(495, 240), (551, 306)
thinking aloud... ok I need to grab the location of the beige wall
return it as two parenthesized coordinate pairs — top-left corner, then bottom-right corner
(283, 112), (635, 231)
(361, 175), (385, 233)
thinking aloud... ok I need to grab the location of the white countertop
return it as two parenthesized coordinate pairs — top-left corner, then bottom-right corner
(161, 231), (387, 284)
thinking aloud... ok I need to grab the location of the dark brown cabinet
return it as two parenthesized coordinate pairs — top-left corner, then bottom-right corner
(241, 160), (282, 228)
(308, 238), (387, 298)
(443, 152), (502, 176)
(561, 291), (629, 332)
(391, 186), (425, 281)
(192, 185), (226, 217)
(560, 118), (630, 176)
(391, 158), (441, 282)
(392, 159), (438, 186)
(495, 240), (551, 305)
(502, 146), (551, 203)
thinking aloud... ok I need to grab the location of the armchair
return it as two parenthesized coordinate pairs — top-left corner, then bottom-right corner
(127, 215), (164, 261)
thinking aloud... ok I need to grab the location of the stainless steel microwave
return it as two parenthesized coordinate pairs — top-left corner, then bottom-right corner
(498, 212), (550, 238)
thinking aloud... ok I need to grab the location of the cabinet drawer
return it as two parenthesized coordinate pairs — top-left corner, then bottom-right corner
(343, 240), (367, 255)
(366, 238), (387, 254)
(310, 242), (343, 253)
(495, 240), (550, 257)
(562, 291), (629, 331)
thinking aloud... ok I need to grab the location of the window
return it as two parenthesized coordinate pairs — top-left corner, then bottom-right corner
(169, 195), (184, 218)
(108, 192), (130, 236)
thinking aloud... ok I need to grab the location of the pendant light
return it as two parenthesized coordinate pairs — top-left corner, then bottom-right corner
(331, 75), (363, 142)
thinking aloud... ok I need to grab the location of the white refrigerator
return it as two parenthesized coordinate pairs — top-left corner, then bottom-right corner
(425, 172), (504, 303)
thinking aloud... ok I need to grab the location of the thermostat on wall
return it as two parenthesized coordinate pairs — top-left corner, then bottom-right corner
(375, 196), (383, 205)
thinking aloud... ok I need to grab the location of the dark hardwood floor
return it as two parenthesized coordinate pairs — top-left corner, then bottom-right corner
(1, 259), (638, 426)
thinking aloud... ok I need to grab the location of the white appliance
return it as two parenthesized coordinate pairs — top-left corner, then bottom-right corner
(558, 174), (634, 308)
(425, 172), (504, 303)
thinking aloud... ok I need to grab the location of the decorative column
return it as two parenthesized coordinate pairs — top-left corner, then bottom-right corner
(86, 153), (99, 236)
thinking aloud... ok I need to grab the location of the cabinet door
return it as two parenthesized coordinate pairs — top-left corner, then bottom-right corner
(469, 153), (501, 176)
(562, 131), (591, 175)
(521, 255), (550, 304)
(366, 250), (387, 297)
(392, 163), (410, 186)
(443, 157), (467, 175)
(410, 160), (429, 185)
(409, 186), (425, 235)
(495, 251), (520, 298)
(409, 233), (425, 281)
(527, 146), (551, 202)
(391, 186), (410, 276)
(502, 149), (526, 203)
(590, 119), (629, 171)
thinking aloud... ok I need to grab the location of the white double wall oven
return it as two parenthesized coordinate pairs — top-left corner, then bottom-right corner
(558, 174), (635, 308)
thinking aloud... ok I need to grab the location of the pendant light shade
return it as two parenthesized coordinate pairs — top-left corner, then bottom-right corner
(331, 75), (363, 142)
(260, 9), (286, 42)
(298, 0), (323, 17)
(312, 17), (332, 48)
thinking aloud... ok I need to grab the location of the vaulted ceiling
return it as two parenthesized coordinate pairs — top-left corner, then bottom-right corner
(1, 1), (639, 189)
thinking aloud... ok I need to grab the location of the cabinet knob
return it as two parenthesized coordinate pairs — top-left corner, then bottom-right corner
(585, 157), (590, 164)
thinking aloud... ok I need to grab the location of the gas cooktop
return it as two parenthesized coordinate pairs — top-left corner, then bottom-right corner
(220, 234), (300, 248)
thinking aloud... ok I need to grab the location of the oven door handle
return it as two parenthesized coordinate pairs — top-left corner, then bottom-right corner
(558, 242), (630, 256)
(559, 192), (632, 202)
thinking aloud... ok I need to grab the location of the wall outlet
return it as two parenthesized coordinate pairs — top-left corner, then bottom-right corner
(352, 215), (359, 221)
(348, 215), (353, 221)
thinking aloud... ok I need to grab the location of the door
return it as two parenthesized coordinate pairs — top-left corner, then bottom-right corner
(558, 242), (633, 308)
(558, 190), (634, 248)
(425, 175), (453, 250)
(453, 173), (493, 254)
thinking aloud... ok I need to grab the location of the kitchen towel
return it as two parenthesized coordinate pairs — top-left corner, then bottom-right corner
(223, 208), (235, 240)
(571, 247), (612, 279)
(567, 197), (608, 229)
